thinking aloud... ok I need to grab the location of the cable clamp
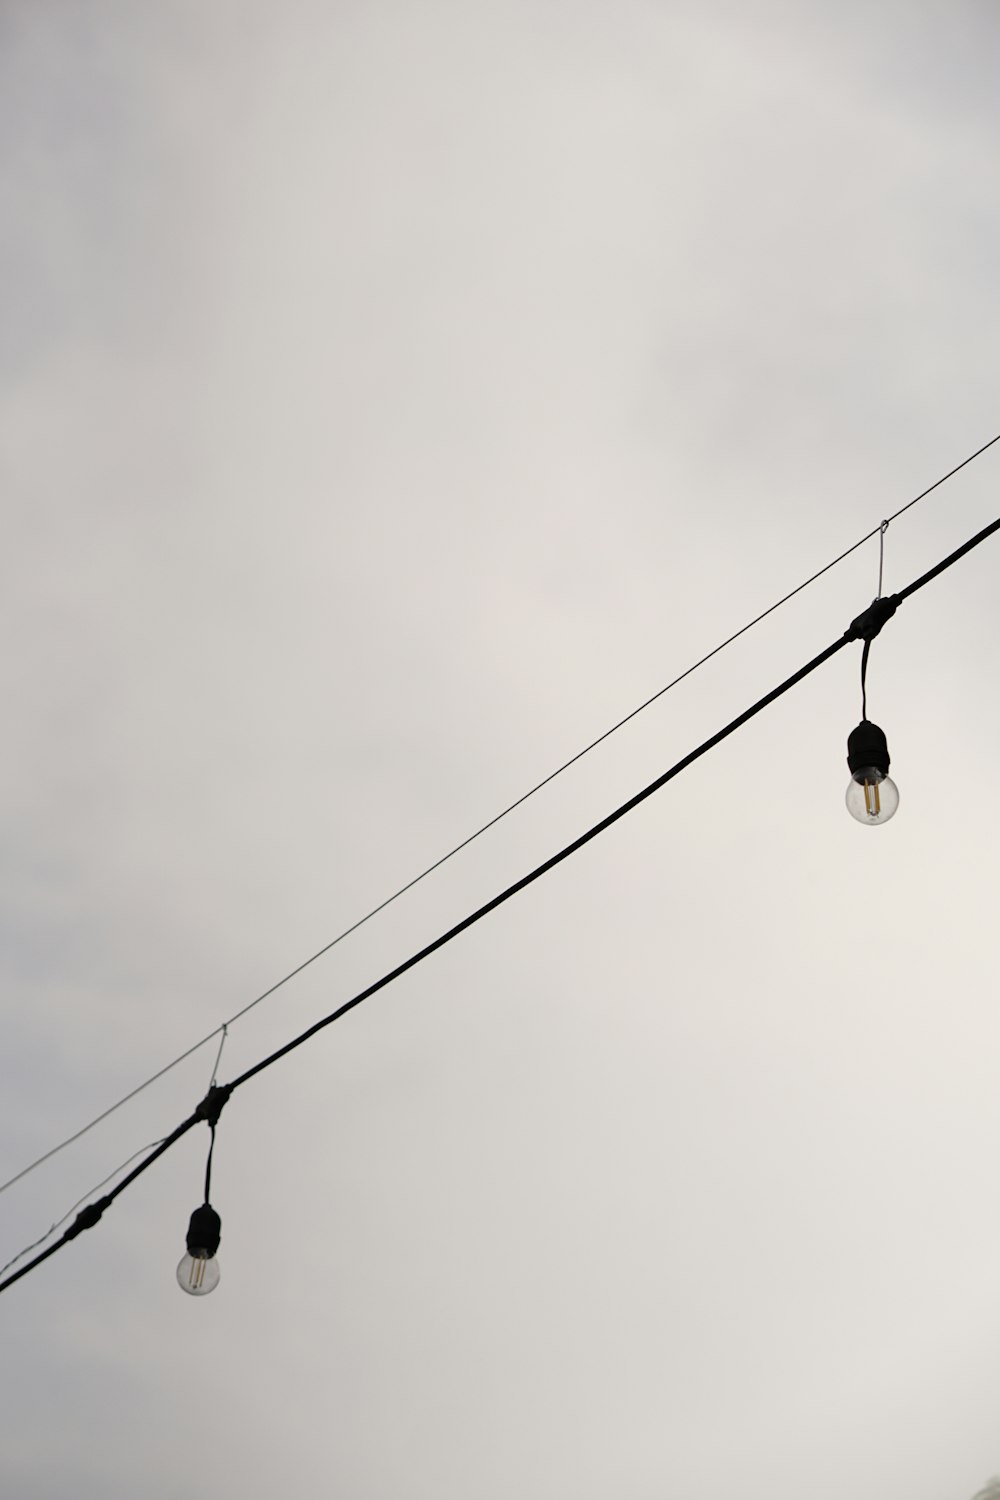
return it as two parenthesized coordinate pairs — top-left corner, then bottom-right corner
(846, 592), (900, 642)
(195, 1083), (232, 1128)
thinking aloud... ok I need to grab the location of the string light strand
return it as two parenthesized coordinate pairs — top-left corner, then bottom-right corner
(2, 434), (998, 1208)
(1, 513), (995, 1300)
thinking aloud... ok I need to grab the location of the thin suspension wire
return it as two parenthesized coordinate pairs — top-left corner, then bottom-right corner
(884, 429), (1000, 524)
(0, 1034), (223, 1200)
(2, 431), (998, 1207)
(2, 514), (998, 1299)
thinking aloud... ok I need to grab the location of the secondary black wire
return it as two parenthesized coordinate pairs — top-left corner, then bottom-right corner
(0, 1037), (232, 1200)
(3, 432), (998, 1207)
(2, 513), (997, 1300)
(0, 1137), (166, 1281)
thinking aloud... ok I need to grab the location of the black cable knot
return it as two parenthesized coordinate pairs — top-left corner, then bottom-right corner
(195, 1083), (232, 1128)
(846, 593), (900, 642)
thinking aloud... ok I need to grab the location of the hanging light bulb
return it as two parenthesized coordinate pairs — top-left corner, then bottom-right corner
(845, 719), (899, 825)
(177, 1203), (221, 1296)
(176, 1082), (230, 1296)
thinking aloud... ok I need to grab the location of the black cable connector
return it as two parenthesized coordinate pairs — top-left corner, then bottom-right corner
(846, 593), (900, 642)
(195, 1084), (232, 1129)
(63, 1195), (113, 1241)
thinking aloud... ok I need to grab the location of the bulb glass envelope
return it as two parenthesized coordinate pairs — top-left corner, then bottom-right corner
(845, 767), (899, 824)
(177, 1250), (221, 1295)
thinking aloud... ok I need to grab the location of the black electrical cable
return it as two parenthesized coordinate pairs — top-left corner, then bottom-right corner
(218, 515), (1000, 1091)
(0, 1120), (197, 1293)
(1, 514), (997, 1300)
(229, 640), (850, 1091)
(0, 633), (845, 1293)
(6, 432), (998, 1206)
(895, 516), (1000, 599)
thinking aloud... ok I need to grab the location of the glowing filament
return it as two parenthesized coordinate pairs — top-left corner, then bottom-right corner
(864, 779), (881, 818)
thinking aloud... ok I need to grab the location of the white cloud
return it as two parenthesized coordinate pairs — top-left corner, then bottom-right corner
(3, 4), (1000, 1497)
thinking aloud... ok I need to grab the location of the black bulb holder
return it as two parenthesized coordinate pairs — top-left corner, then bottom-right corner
(847, 719), (891, 778)
(185, 1203), (222, 1258)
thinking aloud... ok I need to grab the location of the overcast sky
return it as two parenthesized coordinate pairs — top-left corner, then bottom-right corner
(3, 3), (1000, 1497)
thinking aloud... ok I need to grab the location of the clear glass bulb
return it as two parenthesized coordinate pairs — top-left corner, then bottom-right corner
(845, 767), (899, 825)
(176, 1250), (221, 1296)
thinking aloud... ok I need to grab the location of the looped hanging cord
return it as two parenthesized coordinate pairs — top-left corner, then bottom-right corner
(864, 520), (890, 717)
(877, 519), (889, 599)
(860, 636), (872, 720)
(208, 1024), (228, 1089)
(204, 1122), (217, 1204)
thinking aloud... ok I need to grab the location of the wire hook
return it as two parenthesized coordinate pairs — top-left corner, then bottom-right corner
(876, 519), (889, 599)
(209, 1024), (228, 1089)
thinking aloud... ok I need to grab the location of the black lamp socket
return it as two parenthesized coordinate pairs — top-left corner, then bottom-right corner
(847, 719), (891, 777)
(186, 1203), (222, 1258)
